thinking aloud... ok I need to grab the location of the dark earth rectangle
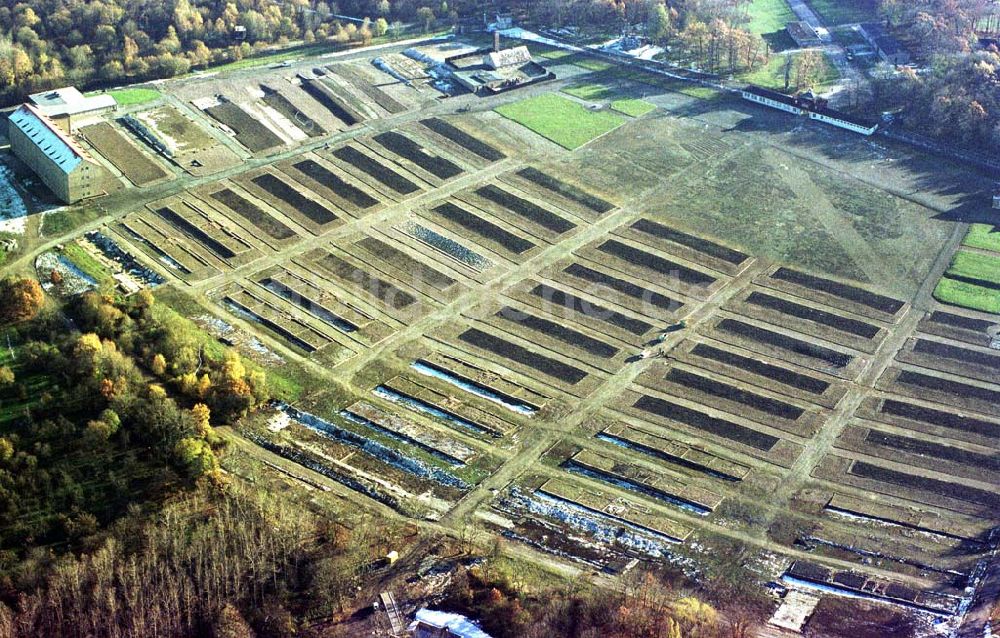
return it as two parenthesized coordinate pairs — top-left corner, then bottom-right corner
(495, 306), (620, 358)
(663, 368), (804, 420)
(689, 343), (830, 394)
(771, 267), (904, 315)
(210, 188), (296, 240)
(259, 278), (358, 333)
(517, 167), (613, 214)
(292, 159), (379, 208)
(530, 283), (653, 335)
(927, 311), (995, 332)
(332, 146), (419, 194)
(895, 369), (1000, 404)
(432, 202), (535, 254)
(881, 399), (998, 439)
(251, 173), (338, 225)
(262, 90), (325, 137)
(865, 429), (1000, 472)
(475, 184), (576, 234)
(598, 239), (717, 287)
(630, 219), (748, 265)
(300, 80), (359, 125)
(355, 236), (455, 291)
(563, 263), (682, 312)
(746, 291), (881, 339)
(204, 102), (283, 152)
(421, 117), (506, 161)
(458, 327), (588, 384)
(913, 339), (1000, 370)
(315, 252), (417, 309)
(373, 131), (463, 180)
(154, 207), (236, 259)
(718, 318), (853, 368)
(849, 460), (1000, 508)
(632, 394), (779, 451)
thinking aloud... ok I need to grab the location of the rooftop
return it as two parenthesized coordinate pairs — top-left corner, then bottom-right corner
(860, 22), (904, 56)
(484, 46), (532, 69)
(408, 609), (493, 638)
(8, 104), (88, 173)
(28, 86), (117, 117)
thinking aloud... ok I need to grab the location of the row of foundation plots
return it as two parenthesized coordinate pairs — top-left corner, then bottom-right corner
(465, 217), (772, 570)
(795, 302), (1000, 618)
(175, 54), (448, 159)
(192, 122), (511, 369)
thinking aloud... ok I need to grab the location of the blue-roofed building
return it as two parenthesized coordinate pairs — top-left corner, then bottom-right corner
(8, 103), (115, 203)
(408, 608), (494, 638)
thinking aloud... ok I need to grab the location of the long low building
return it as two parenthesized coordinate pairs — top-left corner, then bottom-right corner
(741, 85), (879, 136)
(8, 103), (117, 203)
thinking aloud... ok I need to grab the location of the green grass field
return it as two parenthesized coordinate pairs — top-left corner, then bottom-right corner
(739, 52), (840, 91)
(563, 82), (616, 101)
(61, 242), (113, 285)
(947, 250), (1000, 285)
(611, 98), (657, 117)
(808, 0), (878, 25)
(961, 224), (1000, 253)
(746, 0), (797, 35)
(107, 88), (161, 106)
(496, 93), (626, 150)
(934, 278), (1000, 315)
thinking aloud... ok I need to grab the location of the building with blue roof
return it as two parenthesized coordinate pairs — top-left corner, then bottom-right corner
(8, 103), (115, 203)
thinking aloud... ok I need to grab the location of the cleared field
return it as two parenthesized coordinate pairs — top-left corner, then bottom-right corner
(204, 101), (284, 153)
(560, 261), (684, 313)
(945, 250), (1000, 286)
(595, 239), (718, 287)
(331, 145), (421, 195)
(373, 132), (463, 180)
(206, 187), (297, 242)
(883, 367), (1000, 416)
(311, 250), (419, 310)
(808, 0), (878, 24)
(918, 309), (999, 347)
(629, 218), (749, 267)
(457, 327), (589, 385)
(873, 398), (1000, 445)
(401, 221), (493, 273)
(131, 105), (240, 175)
(495, 93), (626, 150)
(611, 99), (657, 117)
(151, 201), (257, 264)
(81, 122), (170, 186)
(713, 317), (856, 371)
(261, 88), (325, 138)
(685, 342), (833, 397)
(222, 287), (335, 353)
(513, 167), (615, 215)
(239, 170), (340, 232)
(493, 306), (620, 359)
(934, 277), (1000, 315)
(429, 202), (536, 256)
(286, 158), (379, 210)
(528, 282), (653, 336)
(355, 235), (457, 293)
(299, 79), (362, 125)
(473, 185), (577, 234)
(420, 118), (506, 161)
(600, 422), (752, 481)
(768, 267), (905, 317)
(849, 460), (1000, 510)
(660, 367), (805, 421)
(631, 393), (780, 452)
(344, 401), (477, 465)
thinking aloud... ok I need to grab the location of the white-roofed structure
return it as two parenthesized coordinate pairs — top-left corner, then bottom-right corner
(408, 609), (493, 638)
(8, 104), (115, 203)
(483, 45), (532, 69)
(28, 86), (117, 133)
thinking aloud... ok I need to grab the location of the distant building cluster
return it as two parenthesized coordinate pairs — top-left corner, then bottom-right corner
(740, 85), (879, 136)
(443, 34), (554, 95)
(7, 87), (118, 204)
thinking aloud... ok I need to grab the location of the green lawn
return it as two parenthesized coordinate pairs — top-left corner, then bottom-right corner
(934, 278), (1000, 315)
(495, 93), (626, 150)
(106, 88), (161, 106)
(61, 242), (113, 285)
(611, 98), (657, 117)
(961, 223), (1000, 253)
(740, 52), (840, 91)
(947, 250), (1000, 285)
(563, 82), (616, 101)
(808, 0), (878, 25)
(747, 0), (797, 35)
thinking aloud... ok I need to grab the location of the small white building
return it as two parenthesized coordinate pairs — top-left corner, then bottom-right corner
(408, 609), (493, 638)
(28, 86), (117, 134)
(483, 46), (532, 70)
